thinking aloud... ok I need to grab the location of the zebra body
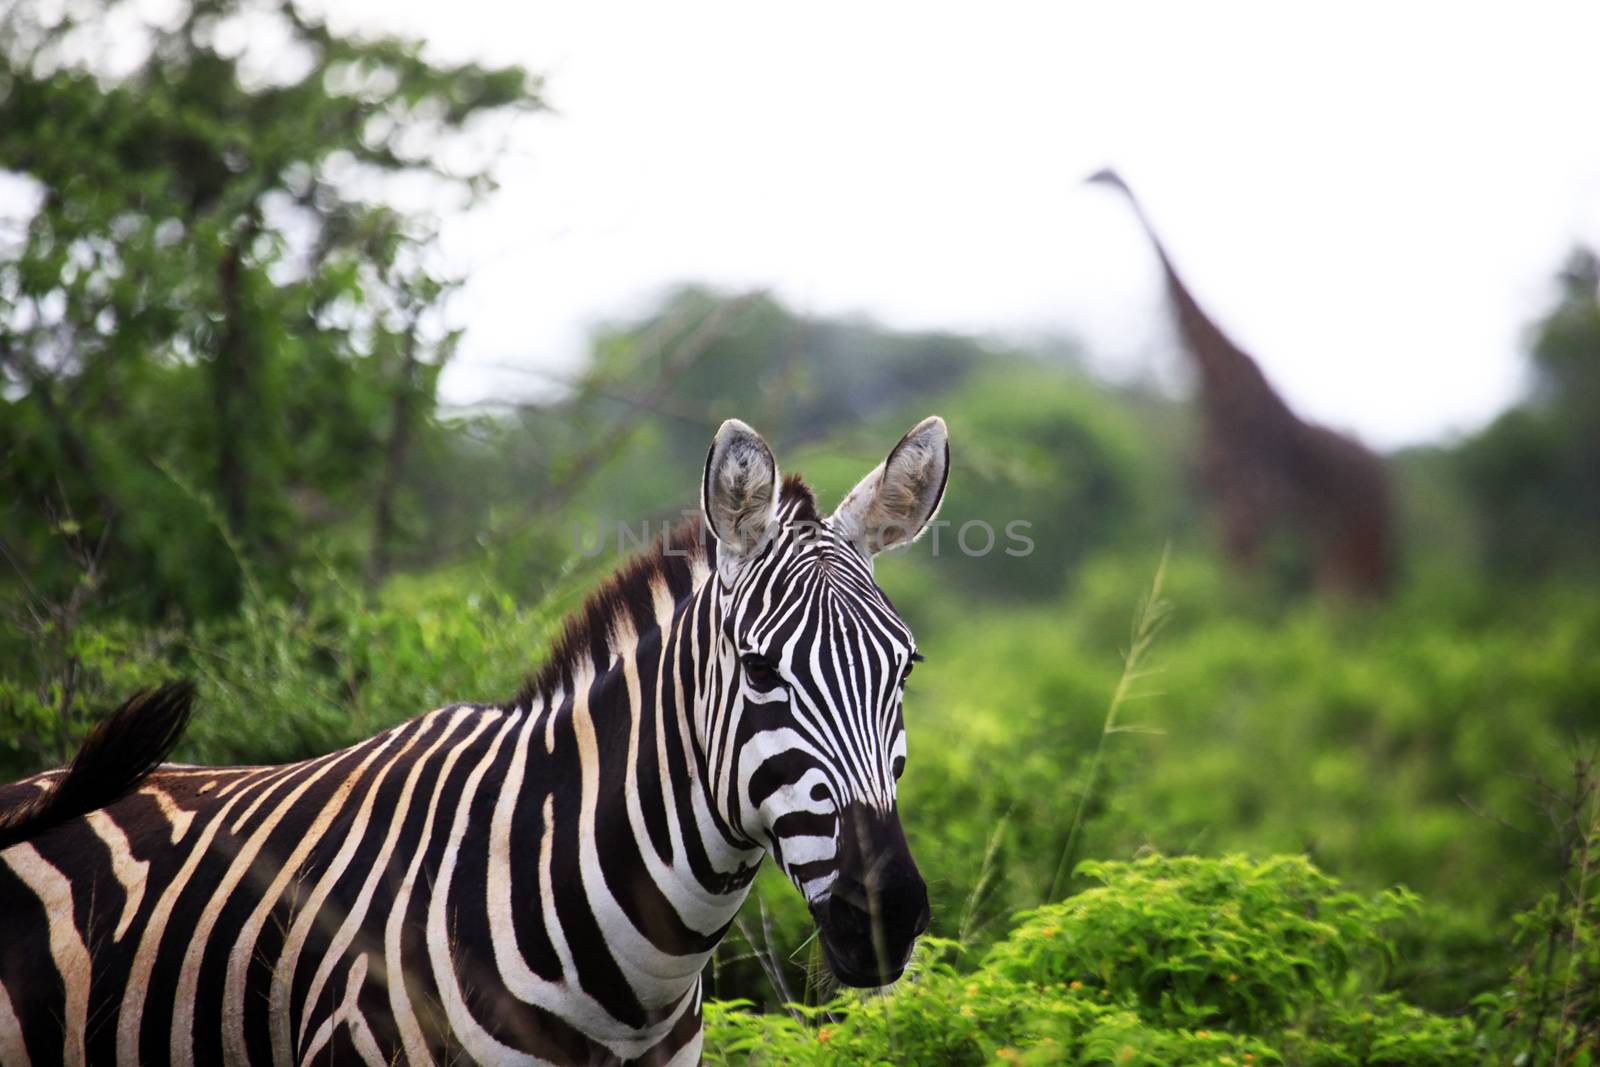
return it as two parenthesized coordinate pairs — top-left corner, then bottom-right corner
(0, 416), (949, 1065)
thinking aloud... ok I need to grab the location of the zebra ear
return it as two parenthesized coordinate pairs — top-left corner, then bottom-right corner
(702, 418), (780, 560)
(831, 416), (949, 556)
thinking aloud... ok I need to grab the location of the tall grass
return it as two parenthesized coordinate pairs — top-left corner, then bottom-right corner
(1046, 545), (1172, 902)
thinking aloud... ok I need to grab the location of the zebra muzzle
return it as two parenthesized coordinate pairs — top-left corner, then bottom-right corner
(811, 804), (930, 987)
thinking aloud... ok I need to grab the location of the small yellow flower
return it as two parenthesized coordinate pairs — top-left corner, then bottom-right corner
(960, 1004), (976, 1018)
(966, 983), (980, 995)
(1041, 926), (1057, 938)
(1245, 1055), (1255, 1063)
(817, 1027), (833, 1043)
(996, 1049), (1018, 1062)
(1196, 1030), (1211, 1038)
(1069, 980), (1084, 990)
(1227, 973), (1239, 983)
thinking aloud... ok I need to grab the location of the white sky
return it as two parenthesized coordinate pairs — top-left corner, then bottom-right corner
(313, 2), (1600, 448)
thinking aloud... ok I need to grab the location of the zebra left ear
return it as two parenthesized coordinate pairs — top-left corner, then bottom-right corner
(702, 418), (780, 563)
(831, 416), (949, 557)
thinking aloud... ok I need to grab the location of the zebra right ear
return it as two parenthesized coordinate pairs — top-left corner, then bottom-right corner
(702, 418), (779, 563)
(830, 415), (949, 557)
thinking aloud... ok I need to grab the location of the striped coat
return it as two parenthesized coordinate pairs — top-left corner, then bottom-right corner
(0, 416), (950, 1065)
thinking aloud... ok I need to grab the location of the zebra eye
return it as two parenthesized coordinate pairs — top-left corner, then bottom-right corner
(892, 755), (907, 780)
(739, 652), (782, 690)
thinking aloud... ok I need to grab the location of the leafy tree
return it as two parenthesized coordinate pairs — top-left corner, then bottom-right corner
(1457, 247), (1600, 578)
(578, 285), (988, 471)
(394, 286), (999, 589)
(0, 0), (539, 619)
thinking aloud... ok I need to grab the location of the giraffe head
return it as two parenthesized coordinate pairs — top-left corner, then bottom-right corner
(699, 416), (949, 987)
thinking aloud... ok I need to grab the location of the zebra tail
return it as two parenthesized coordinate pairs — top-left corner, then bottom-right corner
(0, 680), (196, 851)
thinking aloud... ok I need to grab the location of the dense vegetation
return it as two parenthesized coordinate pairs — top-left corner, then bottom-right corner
(705, 855), (1480, 1065)
(2, 2), (1597, 1063)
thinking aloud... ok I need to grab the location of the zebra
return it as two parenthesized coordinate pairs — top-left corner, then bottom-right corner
(0, 415), (950, 1066)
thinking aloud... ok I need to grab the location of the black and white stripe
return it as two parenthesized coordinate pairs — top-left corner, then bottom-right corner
(0, 415), (950, 1065)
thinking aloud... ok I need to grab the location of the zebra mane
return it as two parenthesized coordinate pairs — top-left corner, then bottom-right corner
(510, 474), (821, 711)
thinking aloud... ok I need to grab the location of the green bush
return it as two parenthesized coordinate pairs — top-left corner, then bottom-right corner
(179, 565), (569, 764)
(1471, 767), (1600, 1066)
(985, 856), (1410, 1031)
(0, 561), (576, 777)
(705, 855), (1475, 1066)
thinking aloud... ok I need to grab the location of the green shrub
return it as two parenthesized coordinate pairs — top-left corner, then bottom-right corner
(705, 944), (1282, 1067)
(1471, 762), (1600, 1066)
(0, 560), (576, 777)
(985, 855), (1411, 1031)
(706, 854), (1475, 1066)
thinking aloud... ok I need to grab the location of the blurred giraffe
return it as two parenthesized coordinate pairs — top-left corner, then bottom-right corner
(1090, 169), (1393, 597)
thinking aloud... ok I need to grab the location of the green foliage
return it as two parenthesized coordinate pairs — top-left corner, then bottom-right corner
(179, 565), (568, 765)
(0, 559), (572, 775)
(0, 612), (185, 770)
(705, 856), (1475, 1066)
(0, 0), (538, 618)
(582, 285), (993, 471)
(1454, 246), (1600, 579)
(1471, 755), (1600, 1065)
(896, 564), (1599, 939)
(988, 856), (1412, 1032)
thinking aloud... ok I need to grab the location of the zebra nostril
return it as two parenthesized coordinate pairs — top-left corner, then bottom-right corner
(817, 871), (930, 986)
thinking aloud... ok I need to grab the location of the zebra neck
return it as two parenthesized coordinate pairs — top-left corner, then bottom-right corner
(511, 578), (761, 1026)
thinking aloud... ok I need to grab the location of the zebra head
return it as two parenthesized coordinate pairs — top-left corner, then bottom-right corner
(699, 416), (949, 987)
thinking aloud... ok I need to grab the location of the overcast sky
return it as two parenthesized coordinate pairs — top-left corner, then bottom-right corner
(310, 1), (1600, 449)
